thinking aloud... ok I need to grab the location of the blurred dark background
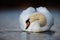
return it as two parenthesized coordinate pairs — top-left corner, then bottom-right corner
(0, 0), (60, 9)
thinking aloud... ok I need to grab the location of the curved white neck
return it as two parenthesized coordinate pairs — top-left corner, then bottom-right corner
(27, 21), (41, 32)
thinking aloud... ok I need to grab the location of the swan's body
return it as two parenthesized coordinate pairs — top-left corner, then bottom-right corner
(19, 7), (54, 32)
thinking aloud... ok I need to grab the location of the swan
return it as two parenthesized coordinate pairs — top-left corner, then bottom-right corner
(19, 7), (54, 32)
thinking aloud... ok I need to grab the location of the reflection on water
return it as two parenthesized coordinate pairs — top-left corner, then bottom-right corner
(0, 30), (56, 40)
(20, 31), (55, 40)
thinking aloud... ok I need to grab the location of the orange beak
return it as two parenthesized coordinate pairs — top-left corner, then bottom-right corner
(26, 19), (30, 29)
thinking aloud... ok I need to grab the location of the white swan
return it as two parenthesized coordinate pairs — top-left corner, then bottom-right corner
(19, 7), (54, 32)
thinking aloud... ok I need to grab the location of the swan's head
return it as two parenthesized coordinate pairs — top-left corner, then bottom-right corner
(25, 12), (46, 29)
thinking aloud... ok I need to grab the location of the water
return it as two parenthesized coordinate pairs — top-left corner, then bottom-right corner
(0, 9), (60, 40)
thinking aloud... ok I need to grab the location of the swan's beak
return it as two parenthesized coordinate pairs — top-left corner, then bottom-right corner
(26, 19), (30, 29)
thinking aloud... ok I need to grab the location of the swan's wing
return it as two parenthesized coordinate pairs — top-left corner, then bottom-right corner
(36, 7), (54, 31)
(19, 7), (35, 30)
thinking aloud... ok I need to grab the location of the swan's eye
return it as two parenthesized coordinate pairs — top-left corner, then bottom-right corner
(26, 19), (30, 29)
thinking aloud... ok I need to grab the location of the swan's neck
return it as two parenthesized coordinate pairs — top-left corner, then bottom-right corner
(27, 21), (41, 32)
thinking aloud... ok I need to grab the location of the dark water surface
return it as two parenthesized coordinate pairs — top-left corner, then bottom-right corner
(0, 9), (60, 40)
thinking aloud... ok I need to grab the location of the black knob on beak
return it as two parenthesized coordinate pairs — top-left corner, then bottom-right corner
(26, 19), (30, 29)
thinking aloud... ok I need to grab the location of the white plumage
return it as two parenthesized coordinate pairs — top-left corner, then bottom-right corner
(19, 7), (54, 32)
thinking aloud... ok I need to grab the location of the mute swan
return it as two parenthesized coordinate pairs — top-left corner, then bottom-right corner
(19, 7), (54, 32)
